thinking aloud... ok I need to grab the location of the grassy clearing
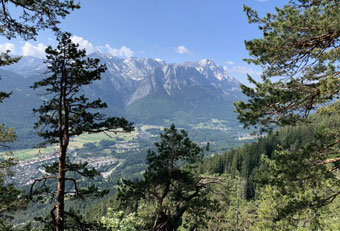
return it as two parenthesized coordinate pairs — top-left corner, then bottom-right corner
(140, 124), (164, 131)
(12, 129), (139, 160)
(192, 118), (229, 130)
(13, 145), (57, 160)
(237, 136), (257, 141)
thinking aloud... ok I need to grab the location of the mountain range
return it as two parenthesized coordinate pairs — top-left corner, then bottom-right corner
(0, 53), (244, 147)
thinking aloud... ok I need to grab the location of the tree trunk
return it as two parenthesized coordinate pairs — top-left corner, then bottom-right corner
(56, 145), (67, 231)
(56, 64), (68, 231)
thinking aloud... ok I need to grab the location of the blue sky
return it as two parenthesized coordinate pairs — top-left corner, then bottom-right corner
(0, 0), (287, 84)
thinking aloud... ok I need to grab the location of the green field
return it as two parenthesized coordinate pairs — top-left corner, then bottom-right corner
(9, 122), (244, 161)
(12, 129), (140, 160)
(191, 118), (229, 130)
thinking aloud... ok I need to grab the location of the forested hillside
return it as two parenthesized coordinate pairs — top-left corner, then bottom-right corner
(82, 103), (339, 230)
(199, 108), (340, 199)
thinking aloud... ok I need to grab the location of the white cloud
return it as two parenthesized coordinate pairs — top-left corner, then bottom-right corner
(105, 44), (134, 57)
(224, 65), (262, 76)
(0, 43), (16, 54)
(225, 60), (234, 65)
(175, 45), (190, 54)
(71, 35), (95, 54)
(21, 42), (46, 58)
(155, 58), (163, 62)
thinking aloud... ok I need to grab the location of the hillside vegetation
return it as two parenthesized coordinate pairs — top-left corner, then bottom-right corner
(83, 103), (339, 231)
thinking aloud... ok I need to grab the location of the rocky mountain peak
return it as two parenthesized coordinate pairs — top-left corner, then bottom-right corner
(0, 54), (245, 126)
(1, 54), (242, 104)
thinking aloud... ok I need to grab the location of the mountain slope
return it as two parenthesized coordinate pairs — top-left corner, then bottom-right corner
(84, 53), (244, 124)
(0, 54), (244, 147)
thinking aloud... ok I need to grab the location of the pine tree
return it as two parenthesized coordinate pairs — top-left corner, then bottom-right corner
(235, 0), (340, 131)
(235, 0), (340, 222)
(30, 32), (133, 231)
(118, 124), (221, 231)
(0, 1), (79, 229)
(202, 175), (255, 231)
(0, 124), (27, 229)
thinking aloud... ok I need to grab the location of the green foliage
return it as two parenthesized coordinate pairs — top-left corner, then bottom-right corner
(0, 0), (79, 229)
(118, 124), (217, 230)
(180, 174), (256, 231)
(234, 0), (340, 225)
(256, 106), (340, 222)
(199, 114), (326, 199)
(32, 33), (133, 145)
(252, 184), (340, 231)
(30, 32), (133, 230)
(192, 106), (340, 230)
(25, 208), (107, 231)
(94, 108), (340, 230)
(0, 0), (78, 104)
(0, 0), (79, 40)
(0, 51), (26, 229)
(0, 124), (28, 229)
(101, 208), (146, 231)
(236, 0), (340, 132)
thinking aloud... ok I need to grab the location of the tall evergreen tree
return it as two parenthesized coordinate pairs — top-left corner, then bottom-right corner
(30, 32), (133, 231)
(0, 1), (79, 229)
(119, 124), (220, 231)
(235, 0), (340, 223)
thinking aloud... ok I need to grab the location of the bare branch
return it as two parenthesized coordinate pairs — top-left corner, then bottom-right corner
(65, 177), (84, 199)
(29, 175), (57, 197)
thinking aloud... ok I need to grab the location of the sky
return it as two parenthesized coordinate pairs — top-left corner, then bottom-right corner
(0, 0), (287, 84)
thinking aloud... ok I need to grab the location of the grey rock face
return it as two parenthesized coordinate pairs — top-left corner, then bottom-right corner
(1, 53), (244, 124)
